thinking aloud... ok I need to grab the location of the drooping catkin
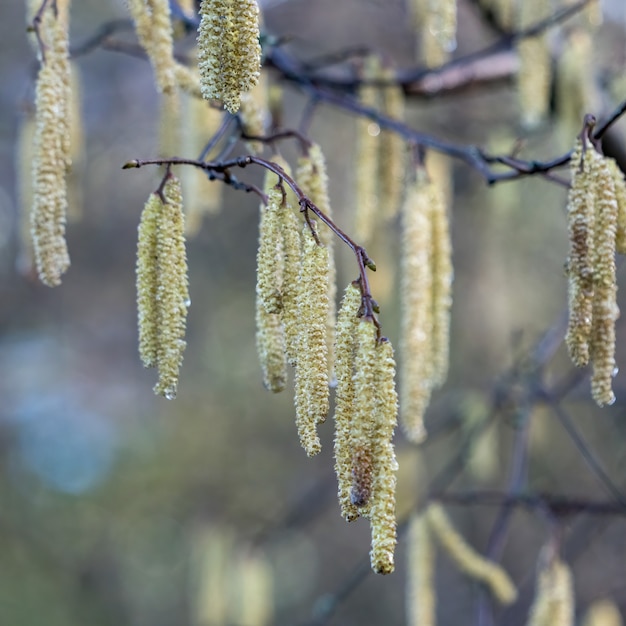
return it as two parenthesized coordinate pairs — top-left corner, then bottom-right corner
(197, 0), (262, 113)
(582, 599), (623, 626)
(262, 157), (301, 366)
(126, 0), (177, 93)
(256, 185), (284, 315)
(255, 180), (287, 392)
(153, 175), (190, 399)
(137, 192), (162, 368)
(367, 337), (399, 575)
(590, 155), (619, 407)
(293, 221), (330, 456)
(333, 282), (363, 522)
(566, 141), (596, 367)
(400, 167), (434, 443)
(407, 511), (436, 626)
(430, 171), (453, 387)
(527, 553), (574, 626)
(31, 2), (72, 286)
(296, 143), (337, 378)
(349, 319), (379, 509)
(516, 0), (552, 129)
(426, 503), (518, 604)
(66, 64), (85, 222)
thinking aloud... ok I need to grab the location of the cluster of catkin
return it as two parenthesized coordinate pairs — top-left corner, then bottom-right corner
(254, 148), (400, 573)
(136, 174), (190, 399)
(27, 0), (73, 286)
(400, 163), (453, 442)
(406, 504), (517, 624)
(565, 139), (626, 406)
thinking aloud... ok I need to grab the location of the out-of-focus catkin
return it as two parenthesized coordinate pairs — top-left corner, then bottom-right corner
(400, 167), (432, 442)
(293, 221), (330, 456)
(127, 0), (177, 93)
(333, 282), (362, 521)
(197, 0), (262, 113)
(527, 553), (574, 626)
(590, 156), (619, 407)
(582, 599), (623, 626)
(410, 0), (456, 66)
(31, 2), (72, 286)
(407, 511), (436, 626)
(610, 160), (626, 255)
(379, 65), (406, 219)
(516, 0), (551, 128)
(426, 503), (517, 604)
(239, 71), (268, 154)
(16, 108), (36, 277)
(153, 175), (190, 399)
(354, 56), (382, 246)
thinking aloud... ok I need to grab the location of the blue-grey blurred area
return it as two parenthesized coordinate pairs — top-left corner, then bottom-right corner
(1, 0), (626, 625)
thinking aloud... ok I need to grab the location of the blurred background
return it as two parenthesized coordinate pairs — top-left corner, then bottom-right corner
(2, 0), (626, 624)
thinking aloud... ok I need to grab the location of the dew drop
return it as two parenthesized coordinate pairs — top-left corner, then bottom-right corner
(613, 367), (619, 377)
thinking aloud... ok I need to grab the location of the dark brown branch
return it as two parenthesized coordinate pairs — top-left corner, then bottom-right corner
(123, 155), (379, 318)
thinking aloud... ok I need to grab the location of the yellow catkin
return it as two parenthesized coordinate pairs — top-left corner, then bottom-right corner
(610, 159), (626, 255)
(231, 550), (275, 626)
(31, 3), (72, 287)
(407, 511), (436, 626)
(256, 185), (284, 315)
(527, 554), (574, 626)
(367, 338), (399, 575)
(379, 65), (406, 219)
(590, 155), (619, 407)
(566, 141), (596, 366)
(333, 282), (363, 522)
(354, 56), (382, 246)
(582, 599), (623, 626)
(296, 143), (337, 379)
(350, 319), (379, 509)
(269, 157), (301, 365)
(430, 173), (453, 387)
(180, 91), (224, 234)
(137, 192), (162, 368)
(400, 167), (434, 443)
(127, 0), (177, 93)
(293, 221), (330, 456)
(197, 0), (262, 113)
(154, 175), (190, 399)
(427, 503), (517, 604)
(517, 0), (552, 129)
